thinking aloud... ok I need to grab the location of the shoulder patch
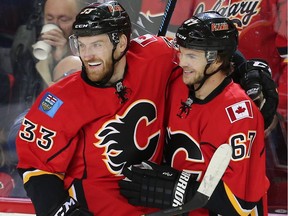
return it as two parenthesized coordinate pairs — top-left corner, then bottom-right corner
(225, 100), (253, 123)
(133, 34), (157, 47)
(38, 92), (63, 118)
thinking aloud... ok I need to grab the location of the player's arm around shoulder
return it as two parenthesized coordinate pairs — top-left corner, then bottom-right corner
(130, 34), (177, 60)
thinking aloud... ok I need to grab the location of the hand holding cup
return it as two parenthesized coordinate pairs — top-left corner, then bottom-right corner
(32, 24), (62, 60)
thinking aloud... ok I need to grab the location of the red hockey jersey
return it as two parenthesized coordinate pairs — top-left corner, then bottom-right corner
(165, 73), (269, 215)
(16, 34), (178, 215)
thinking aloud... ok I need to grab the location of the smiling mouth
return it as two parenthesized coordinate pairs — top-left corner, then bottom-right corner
(88, 62), (102, 67)
(183, 70), (193, 74)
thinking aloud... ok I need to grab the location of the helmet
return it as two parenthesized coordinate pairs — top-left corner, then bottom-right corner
(70, 1), (131, 56)
(176, 11), (238, 57)
(72, 1), (131, 41)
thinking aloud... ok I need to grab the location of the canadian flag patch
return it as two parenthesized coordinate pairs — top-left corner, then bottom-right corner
(225, 100), (253, 123)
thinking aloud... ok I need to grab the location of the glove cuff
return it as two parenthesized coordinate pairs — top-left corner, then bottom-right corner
(50, 196), (79, 216)
(171, 171), (192, 207)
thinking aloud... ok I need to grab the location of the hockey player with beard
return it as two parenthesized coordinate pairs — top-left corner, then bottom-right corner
(16, 1), (179, 215)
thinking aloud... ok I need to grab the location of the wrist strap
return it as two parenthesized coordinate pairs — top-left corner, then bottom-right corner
(52, 196), (79, 216)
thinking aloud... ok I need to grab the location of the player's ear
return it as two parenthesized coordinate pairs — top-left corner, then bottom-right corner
(118, 34), (128, 52)
(210, 55), (222, 68)
(214, 55), (222, 64)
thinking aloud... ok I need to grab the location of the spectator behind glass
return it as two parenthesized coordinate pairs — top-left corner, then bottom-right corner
(35, 0), (91, 85)
(5, 55), (81, 198)
(10, 0), (92, 113)
(52, 55), (82, 83)
(43, 0), (87, 62)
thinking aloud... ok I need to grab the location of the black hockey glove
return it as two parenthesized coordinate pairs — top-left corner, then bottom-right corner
(119, 161), (199, 209)
(237, 59), (279, 129)
(49, 196), (93, 216)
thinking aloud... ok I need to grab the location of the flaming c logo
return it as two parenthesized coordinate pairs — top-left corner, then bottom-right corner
(95, 100), (160, 175)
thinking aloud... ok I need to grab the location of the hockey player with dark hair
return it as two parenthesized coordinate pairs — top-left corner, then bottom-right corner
(120, 11), (269, 215)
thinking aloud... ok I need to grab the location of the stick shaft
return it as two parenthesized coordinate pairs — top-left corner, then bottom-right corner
(157, 0), (177, 36)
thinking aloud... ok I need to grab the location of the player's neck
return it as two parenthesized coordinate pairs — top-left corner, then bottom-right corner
(195, 71), (226, 100)
(107, 56), (127, 85)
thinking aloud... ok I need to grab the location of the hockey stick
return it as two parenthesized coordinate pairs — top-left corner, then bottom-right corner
(145, 143), (232, 216)
(157, 0), (177, 36)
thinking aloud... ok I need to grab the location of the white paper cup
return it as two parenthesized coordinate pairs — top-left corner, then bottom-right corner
(32, 40), (52, 60)
(41, 23), (61, 33)
(32, 24), (61, 60)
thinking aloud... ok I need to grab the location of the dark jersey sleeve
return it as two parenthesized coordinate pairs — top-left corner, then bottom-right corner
(19, 170), (68, 216)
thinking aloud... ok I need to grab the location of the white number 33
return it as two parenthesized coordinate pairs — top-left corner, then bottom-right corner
(19, 118), (56, 151)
